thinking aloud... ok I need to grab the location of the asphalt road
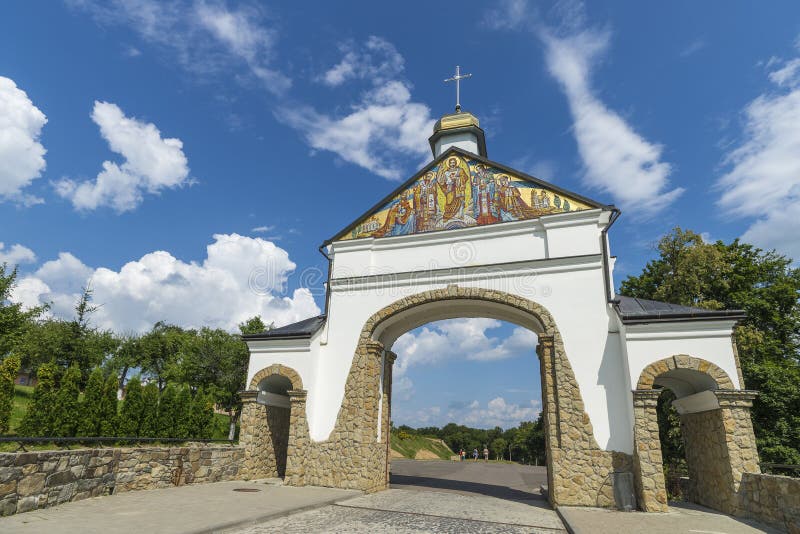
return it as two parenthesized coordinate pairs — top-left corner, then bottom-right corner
(389, 458), (549, 503)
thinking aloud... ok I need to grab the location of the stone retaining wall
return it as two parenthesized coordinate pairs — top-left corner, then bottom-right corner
(0, 445), (244, 516)
(738, 472), (800, 532)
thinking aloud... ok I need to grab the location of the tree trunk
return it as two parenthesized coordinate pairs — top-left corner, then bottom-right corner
(118, 365), (129, 390)
(227, 405), (241, 441)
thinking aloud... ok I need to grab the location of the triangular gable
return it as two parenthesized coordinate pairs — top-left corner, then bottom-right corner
(330, 147), (609, 242)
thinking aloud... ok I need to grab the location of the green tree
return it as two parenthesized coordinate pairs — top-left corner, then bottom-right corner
(19, 362), (59, 436)
(140, 382), (160, 436)
(14, 289), (117, 380)
(52, 365), (82, 436)
(514, 415), (546, 465)
(181, 327), (250, 440)
(139, 322), (188, 390)
(656, 389), (684, 465)
(490, 437), (507, 460)
(0, 354), (21, 433)
(118, 376), (144, 436)
(0, 264), (46, 360)
(78, 367), (106, 436)
(61, 286), (116, 379)
(104, 334), (140, 392)
(621, 227), (800, 464)
(238, 316), (271, 335)
(16, 319), (75, 373)
(157, 384), (178, 438)
(99, 374), (119, 436)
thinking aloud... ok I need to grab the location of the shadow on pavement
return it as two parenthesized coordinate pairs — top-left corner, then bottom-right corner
(390, 473), (550, 508)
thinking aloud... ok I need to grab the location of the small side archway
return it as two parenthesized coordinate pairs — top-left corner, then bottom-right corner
(240, 364), (307, 480)
(632, 355), (759, 514)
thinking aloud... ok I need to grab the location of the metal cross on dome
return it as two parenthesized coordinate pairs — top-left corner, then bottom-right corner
(444, 65), (472, 113)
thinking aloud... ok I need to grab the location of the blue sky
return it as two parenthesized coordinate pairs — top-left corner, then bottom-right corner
(3, 1), (800, 428)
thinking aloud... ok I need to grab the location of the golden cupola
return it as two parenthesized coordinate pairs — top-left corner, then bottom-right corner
(428, 109), (487, 158)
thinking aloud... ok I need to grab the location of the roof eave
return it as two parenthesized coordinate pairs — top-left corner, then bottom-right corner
(617, 310), (747, 325)
(242, 332), (315, 341)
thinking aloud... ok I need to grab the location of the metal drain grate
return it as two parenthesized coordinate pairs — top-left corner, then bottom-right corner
(233, 488), (261, 492)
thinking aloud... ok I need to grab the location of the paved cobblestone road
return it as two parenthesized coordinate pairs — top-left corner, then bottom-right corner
(233, 460), (564, 533)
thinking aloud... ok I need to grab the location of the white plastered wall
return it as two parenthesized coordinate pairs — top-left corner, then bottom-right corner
(621, 320), (742, 392)
(245, 208), (746, 459)
(247, 209), (640, 454)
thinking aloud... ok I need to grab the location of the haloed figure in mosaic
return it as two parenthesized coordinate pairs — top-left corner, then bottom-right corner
(344, 153), (591, 240)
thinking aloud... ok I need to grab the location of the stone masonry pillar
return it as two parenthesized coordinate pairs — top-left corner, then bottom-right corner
(284, 389), (309, 487)
(536, 334), (560, 506)
(382, 351), (397, 489)
(716, 391), (760, 482)
(632, 389), (669, 512)
(358, 340), (388, 492)
(239, 390), (263, 480)
(680, 390), (760, 514)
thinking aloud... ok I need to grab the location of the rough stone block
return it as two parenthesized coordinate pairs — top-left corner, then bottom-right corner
(17, 473), (46, 496)
(48, 469), (78, 487)
(16, 495), (39, 513)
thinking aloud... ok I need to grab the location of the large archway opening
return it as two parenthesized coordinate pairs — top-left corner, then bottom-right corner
(383, 314), (548, 505)
(322, 287), (632, 509)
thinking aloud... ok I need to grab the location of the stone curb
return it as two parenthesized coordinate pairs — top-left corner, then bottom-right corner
(554, 507), (576, 534)
(198, 490), (362, 534)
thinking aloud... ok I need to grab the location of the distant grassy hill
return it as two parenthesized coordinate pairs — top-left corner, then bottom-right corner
(390, 432), (454, 460)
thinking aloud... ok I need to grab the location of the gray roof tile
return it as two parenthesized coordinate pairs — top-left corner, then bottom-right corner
(242, 315), (326, 340)
(615, 295), (745, 324)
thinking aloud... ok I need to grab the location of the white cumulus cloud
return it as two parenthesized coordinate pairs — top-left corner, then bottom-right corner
(0, 76), (47, 205)
(278, 37), (434, 180)
(391, 319), (538, 397)
(458, 397), (541, 428)
(0, 243), (37, 266)
(12, 233), (320, 333)
(55, 101), (190, 212)
(716, 45), (800, 260)
(397, 396), (541, 429)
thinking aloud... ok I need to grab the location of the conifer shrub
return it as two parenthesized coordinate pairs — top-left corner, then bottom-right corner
(175, 386), (192, 439)
(189, 387), (215, 439)
(99, 374), (119, 436)
(118, 376), (144, 436)
(78, 367), (105, 436)
(157, 384), (178, 438)
(140, 382), (160, 437)
(52, 365), (81, 436)
(19, 362), (59, 436)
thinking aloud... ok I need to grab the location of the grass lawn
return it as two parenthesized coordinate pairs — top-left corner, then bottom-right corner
(8, 384), (34, 435)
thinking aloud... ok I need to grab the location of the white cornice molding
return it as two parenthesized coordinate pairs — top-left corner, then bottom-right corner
(246, 338), (312, 353)
(329, 254), (603, 291)
(328, 209), (606, 255)
(624, 320), (738, 340)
